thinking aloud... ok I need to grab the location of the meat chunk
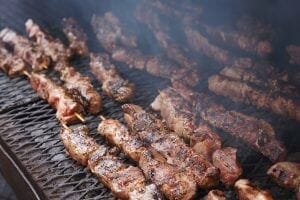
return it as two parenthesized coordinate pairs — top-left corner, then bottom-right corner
(204, 190), (226, 200)
(235, 179), (274, 200)
(90, 53), (134, 102)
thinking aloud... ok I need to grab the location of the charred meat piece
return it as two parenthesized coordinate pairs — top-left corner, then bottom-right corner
(0, 43), (26, 76)
(286, 45), (300, 66)
(62, 17), (89, 56)
(55, 61), (102, 114)
(267, 162), (300, 194)
(151, 86), (221, 158)
(91, 12), (137, 52)
(29, 72), (84, 124)
(235, 179), (274, 200)
(122, 104), (220, 188)
(208, 74), (300, 122)
(98, 118), (197, 200)
(204, 190), (226, 200)
(90, 53), (134, 102)
(212, 147), (243, 186)
(25, 19), (71, 62)
(174, 84), (286, 162)
(112, 47), (199, 87)
(0, 28), (50, 71)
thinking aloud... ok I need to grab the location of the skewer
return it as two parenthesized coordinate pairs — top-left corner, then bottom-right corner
(62, 123), (71, 131)
(100, 115), (106, 120)
(74, 112), (85, 122)
(22, 70), (31, 78)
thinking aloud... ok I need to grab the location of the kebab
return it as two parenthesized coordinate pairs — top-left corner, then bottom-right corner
(121, 104), (220, 188)
(98, 117), (197, 200)
(173, 84), (286, 162)
(151, 86), (242, 185)
(60, 125), (162, 200)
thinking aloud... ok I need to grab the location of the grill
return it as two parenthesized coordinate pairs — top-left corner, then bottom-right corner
(0, 0), (299, 199)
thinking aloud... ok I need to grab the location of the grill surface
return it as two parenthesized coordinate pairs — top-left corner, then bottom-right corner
(0, 0), (299, 199)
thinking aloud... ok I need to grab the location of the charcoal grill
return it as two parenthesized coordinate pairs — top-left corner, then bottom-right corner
(0, 0), (299, 199)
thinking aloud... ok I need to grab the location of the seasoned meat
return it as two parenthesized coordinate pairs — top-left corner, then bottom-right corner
(0, 28), (50, 71)
(91, 12), (137, 52)
(208, 74), (300, 122)
(98, 118), (197, 200)
(25, 19), (71, 62)
(204, 190), (226, 200)
(286, 45), (300, 66)
(112, 47), (199, 87)
(267, 162), (300, 192)
(174, 84), (286, 162)
(0, 43), (26, 76)
(90, 53), (134, 102)
(151, 87), (221, 158)
(122, 104), (220, 188)
(212, 147), (242, 186)
(62, 17), (89, 56)
(29, 72), (84, 124)
(235, 179), (274, 200)
(56, 61), (102, 114)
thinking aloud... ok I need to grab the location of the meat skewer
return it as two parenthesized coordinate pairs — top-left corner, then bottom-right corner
(89, 53), (134, 102)
(267, 162), (300, 199)
(0, 28), (51, 71)
(122, 104), (220, 188)
(173, 84), (286, 162)
(98, 117), (197, 200)
(25, 19), (71, 62)
(0, 43), (26, 76)
(26, 72), (85, 124)
(62, 17), (89, 56)
(208, 74), (300, 122)
(234, 179), (274, 200)
(112, 47), (199, 87)
(91, 12), (137, 53)
(60, 125), (162, 200)
(151, 86), (242, 185)
(204, 190), (226, 200)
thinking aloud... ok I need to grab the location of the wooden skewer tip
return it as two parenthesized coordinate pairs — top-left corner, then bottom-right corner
(74, 112), (85, 123)
(23, 70), (31, 78)
(100, 115), (106, 120)
(62, 123), (71, 131)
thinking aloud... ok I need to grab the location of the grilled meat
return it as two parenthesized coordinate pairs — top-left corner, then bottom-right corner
(25, 19), (71, 62)
(235, 179), (274, 200)
(55, 61), (102, 114)
(62, 17), (89, 56)
(208, 74), (300, 122)
(151, 87), (221, 158)
(287, 45), (300, 66)
(174, 84), (286, 162)
(122, 104), (220, 188)
(204, 190), (226, 200)
(61, 125), (162, 200)
(267, 162), (300, 194)
(91, 12), (137, 53)
(90, 53), (134, 102)
(0, 43), (26, 76)
(112, 47), (199, 87)
(98, 118), (197, 200)
(29, 72), (84, 124)
(0, 28), (50, 71)
(212, 147), (243, 186)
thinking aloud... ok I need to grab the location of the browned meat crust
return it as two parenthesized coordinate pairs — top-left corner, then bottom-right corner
(29, 72), (84, 124)
(174, 84), (286, 162)
(287, 45), (300, 66)
(25, 19), (71, 62)
(122, 104), (220, 188)
(0, 43), (26, 76)
(61, 125), (162, 200)
(55, 61), (102, 114)
(235, 179), (274, 200)
(62, 17), (89, 56)
(0, 28), (50, 71)
(90, 53), (134, 102)
(208, 74), (300, 122)
(267, 162), (300, 193)
(112, 47), (199, 87)
(204, 190), (226, 200)
(98, 118), (197, 200)
(91, 12), (137, 53)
